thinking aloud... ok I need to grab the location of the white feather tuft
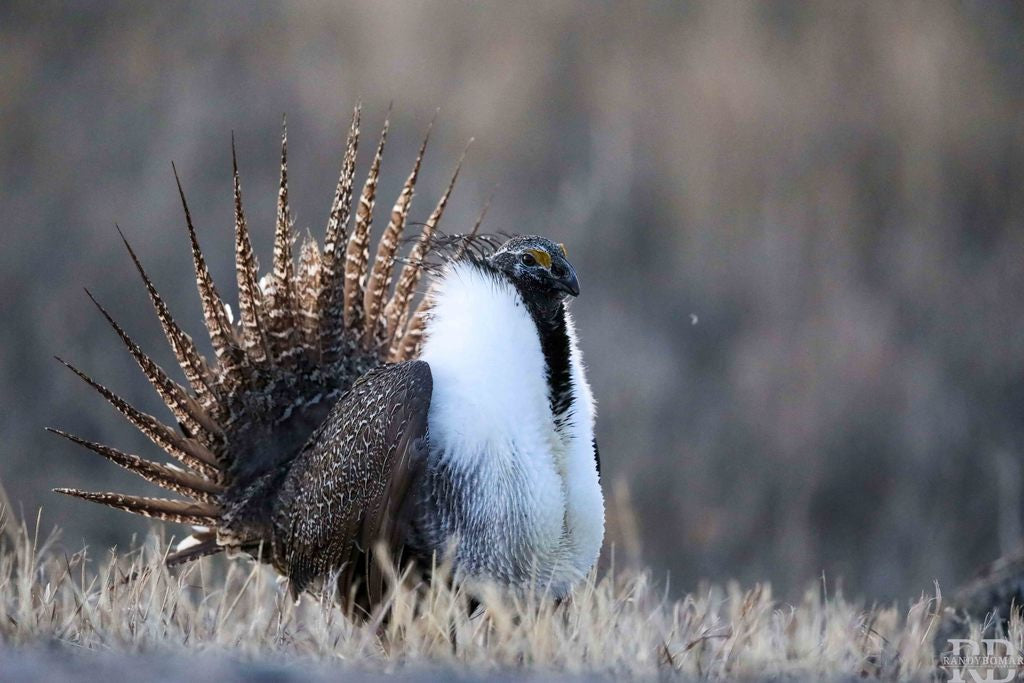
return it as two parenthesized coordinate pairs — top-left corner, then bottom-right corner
(175, 535), (201, 552)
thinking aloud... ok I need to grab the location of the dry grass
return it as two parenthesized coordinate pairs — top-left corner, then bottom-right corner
(0, 509), (995, 680)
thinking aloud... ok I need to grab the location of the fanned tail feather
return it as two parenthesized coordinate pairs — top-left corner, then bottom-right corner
(116, 226), (220, 411)
(232, 134), (273, 365)
(84, 288), (220, 442)
(391, 168), (489, 364)
(55, 356), (222, 480)
(344, 112), (389, 334)
(173, 163), (246, 385)
(53, 111), (475, 569)
(48, 429), (222, 502)
(296, 233), (323, 350)
(319, 106), (361, 362)
(384, 142), (469, 360)
(363, 116), (432, 350)
(53, 488), (220, 526)
(267, 117), (300, 366)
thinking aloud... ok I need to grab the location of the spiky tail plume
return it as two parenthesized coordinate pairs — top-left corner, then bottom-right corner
(52, 110), (468, 563)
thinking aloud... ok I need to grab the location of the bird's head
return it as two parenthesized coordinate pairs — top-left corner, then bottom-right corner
(489, 235), (579, 320)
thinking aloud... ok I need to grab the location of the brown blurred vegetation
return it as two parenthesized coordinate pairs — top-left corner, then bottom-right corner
(1, 1), (1022, 601)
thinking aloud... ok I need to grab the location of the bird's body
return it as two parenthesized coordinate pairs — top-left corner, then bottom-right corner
(52, 111), (604, 616)
(412, 259), (603, 597)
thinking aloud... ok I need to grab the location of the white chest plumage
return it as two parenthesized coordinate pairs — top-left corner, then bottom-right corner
(418, 261), (605, 597)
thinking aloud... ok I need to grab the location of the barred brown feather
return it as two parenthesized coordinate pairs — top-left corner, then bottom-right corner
(267, 118), (300, 365)
(173, 163), (246, 384)
(48, 429), (222, 502)
(344, 114), (389, 334)
(319, 106), (361, 361)
(364, 119), (431, 349)
(384, 146), (467, 359)
(296, 233), (323, 351)
(116, 227), (219, 409)
(232, 135), (272, 365)
(55, 357), (221, 480)
(53, 489), (220, 525)
(85, 289), (218, 441)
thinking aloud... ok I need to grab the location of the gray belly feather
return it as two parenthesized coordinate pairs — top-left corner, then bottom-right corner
(407, 447), (578, 596)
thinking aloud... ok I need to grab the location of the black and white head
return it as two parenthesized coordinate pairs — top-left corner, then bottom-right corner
(488, 235), (579, 321)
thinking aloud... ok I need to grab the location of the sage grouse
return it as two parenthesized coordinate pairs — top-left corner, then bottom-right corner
(51, 110), (604, 616)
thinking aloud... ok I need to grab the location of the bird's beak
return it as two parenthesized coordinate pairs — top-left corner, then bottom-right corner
(552, 260), (580, 297)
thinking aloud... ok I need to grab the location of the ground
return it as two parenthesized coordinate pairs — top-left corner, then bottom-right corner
(1, 512), (996, 681)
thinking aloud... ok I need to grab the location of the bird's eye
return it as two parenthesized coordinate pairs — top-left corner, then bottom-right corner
(521, 253), (536, 266)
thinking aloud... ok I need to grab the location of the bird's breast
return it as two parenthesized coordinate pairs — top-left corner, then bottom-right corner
(415, 261), (604, 596)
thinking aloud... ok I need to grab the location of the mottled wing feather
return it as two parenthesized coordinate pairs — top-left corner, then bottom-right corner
(272, 360), (432, 611)
(359, 394), (431, 609)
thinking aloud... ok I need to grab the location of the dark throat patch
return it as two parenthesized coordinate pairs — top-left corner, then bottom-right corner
(533, 306), (575, 426)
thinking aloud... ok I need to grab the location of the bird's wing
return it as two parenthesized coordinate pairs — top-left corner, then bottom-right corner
(271, 359), (432, 613)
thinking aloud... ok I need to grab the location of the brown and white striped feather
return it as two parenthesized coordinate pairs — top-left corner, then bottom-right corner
(48, 429), (222, 503)
(116, 228), (220, 411)
(267, 120), (301, 367)
(173, 164), (246, 385)
(53, 489), (220, 526)
(343, 115), (389, 336)
(232, 136), (273, 366)
(296, 233), (323, 352)
(363, 120), (432, 350)
(85, 289), (220, 442)
(319, 107), (361, 361)
(56, 357), (221, 480)
(383, 147), (466, 357)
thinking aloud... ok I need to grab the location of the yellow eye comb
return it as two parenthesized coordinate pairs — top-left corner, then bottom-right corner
(529, 249), (552, 269)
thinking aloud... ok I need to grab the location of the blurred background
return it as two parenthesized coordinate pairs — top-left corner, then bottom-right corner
(2, 1), (1023, 602)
